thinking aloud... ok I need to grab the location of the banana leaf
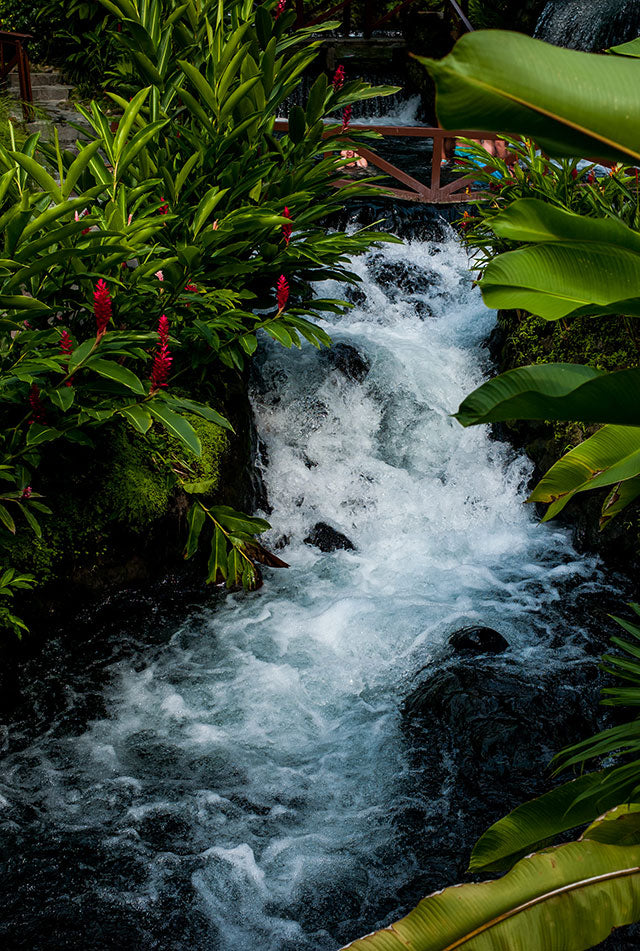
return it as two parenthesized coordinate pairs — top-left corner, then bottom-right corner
(529, 425), (640, 519)
(417, 31), (640, 162)
(487, 199), (640, 253)
(455, 364), (640, 427)
(341, 837), (640, 950)
(469, 770), (631, 873)
(479, 242), (640, 321)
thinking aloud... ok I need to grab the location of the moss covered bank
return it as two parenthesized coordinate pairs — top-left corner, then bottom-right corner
(490, 308), (640, 577)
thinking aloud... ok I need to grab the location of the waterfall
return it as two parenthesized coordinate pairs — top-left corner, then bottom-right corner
(535, 0), (640, 51)
(0, 230), (624, 949)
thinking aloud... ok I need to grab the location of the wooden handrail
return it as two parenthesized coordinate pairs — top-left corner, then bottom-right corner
(273, 120), (500, 203)
(0, 29), (33, 120)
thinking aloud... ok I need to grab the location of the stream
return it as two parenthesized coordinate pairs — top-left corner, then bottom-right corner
(0, 229), (634, 949)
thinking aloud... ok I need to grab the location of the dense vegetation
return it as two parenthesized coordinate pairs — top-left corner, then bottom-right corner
(0, 0), (398, 632)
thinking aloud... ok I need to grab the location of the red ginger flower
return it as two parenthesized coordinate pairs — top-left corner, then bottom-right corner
(94, 279), (112, 339)
(276, 275), (289, 312)
(28, 384), (46, 424)
(282, 207), (292, 246)
(60, 330), (73, 355)
(159, 196), (169, 215)
(60, 330), (74, 386)
(571, 167), (578, 180)
(150, 314), (172, 392)
(184, 283), (198, 293)
(21, 486), (32, 500)
(333, 65), (345, 91)
(274, 0), (286, 17)
(341, 104), (352, 134)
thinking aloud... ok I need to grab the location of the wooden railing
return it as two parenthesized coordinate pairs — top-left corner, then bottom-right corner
(274, 120), (499, 204)
(0, 30), (33, 120)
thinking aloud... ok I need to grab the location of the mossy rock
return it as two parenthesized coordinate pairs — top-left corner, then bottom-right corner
(0, 382), (256, 606)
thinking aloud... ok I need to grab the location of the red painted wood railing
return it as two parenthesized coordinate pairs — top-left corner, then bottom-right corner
(0, 30), (33, 120)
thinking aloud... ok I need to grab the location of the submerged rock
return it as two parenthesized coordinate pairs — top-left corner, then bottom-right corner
(449, 626), (509, 655)
(324, 343), (371, 384)
(304, 522), (355, 552)
(402, 655), (601, 817)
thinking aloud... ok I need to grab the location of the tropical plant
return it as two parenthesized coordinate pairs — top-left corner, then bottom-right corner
(414, 31), (640, 529)
(342, 803), (640, 949)
(0, 0), (399, 630)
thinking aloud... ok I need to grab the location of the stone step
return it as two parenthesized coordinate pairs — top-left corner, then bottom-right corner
(9, 71), (64, 87)
(26, 86), (73, 103)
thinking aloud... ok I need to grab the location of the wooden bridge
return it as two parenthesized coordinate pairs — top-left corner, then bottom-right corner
(275, 120), (497, 204)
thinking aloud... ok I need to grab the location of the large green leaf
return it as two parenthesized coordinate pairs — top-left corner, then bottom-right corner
(487, 199), (640, 254)
(470, 771), (629, 874)
(479, 242), (640, 321)
(529, 425), (640, 520)
(418, 31), (640, 162)
(341, 838), (640, 950)
(455, 364), (640, 427)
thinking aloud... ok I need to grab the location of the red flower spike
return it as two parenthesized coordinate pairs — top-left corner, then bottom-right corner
(277, 275), (289, 312)
(60, 330), (74, 386)
(28, 385), (46, 424)
(184, 283), (198, 293)
(21, 486), (32, 500)
(274, 0), (286, 18)
(94, 279), (112, 339)
(159, 197), (169, 215)
(150, 314), (172, 392)
(333, 65), (345, 92)
(282, 206), (292, 246)
(341, 104), (352, 134)
(571, 168), (578, 180)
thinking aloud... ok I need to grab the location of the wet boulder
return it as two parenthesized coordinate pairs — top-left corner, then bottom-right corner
(402, 656), (601, 815)
(448, 626), (509, 655)
(304, 522), (355, 553)
(373, 259), (441, 295)
(324, 343), (370, 384)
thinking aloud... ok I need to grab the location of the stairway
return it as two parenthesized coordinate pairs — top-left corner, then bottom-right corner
(8, 68), (87, 150)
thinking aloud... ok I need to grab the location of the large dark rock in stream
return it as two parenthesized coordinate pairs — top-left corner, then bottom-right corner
(399, 653), (603, 894)
(323, 343), (370, 383)
(304, 522), (355, 552)
(449, 626), (509, 655)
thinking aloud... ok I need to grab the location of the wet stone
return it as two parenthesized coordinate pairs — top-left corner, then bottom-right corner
(448, 626), (509, 655)
(323, 343), (371, 384)
(304, 522), (356, 553)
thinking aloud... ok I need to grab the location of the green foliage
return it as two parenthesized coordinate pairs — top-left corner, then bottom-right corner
(419, 32), (640, 529)
(0, 566), (35, 639)
(417, 30), (640, 163)
(342, 803), (640, 950)
(0, 0), (397, 630)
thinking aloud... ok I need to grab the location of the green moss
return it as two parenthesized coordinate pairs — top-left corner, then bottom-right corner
(497, 309), (640, 374)
(165, 414), (230, 497)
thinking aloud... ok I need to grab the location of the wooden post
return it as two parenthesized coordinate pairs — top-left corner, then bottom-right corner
(364, 0), (373, 37)
(342, 0), (351, 36)
(17, 40), (33, 121)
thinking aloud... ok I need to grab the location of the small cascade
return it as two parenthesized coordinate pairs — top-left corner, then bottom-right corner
(535, 0), (640, 50)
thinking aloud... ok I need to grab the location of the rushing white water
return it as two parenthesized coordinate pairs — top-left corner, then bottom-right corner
(0, 233), (609, 950)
